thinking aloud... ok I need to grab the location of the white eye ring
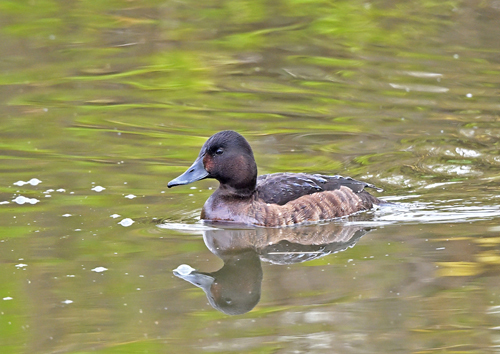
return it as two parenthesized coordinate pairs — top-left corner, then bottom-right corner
(215, 148), (224, 155)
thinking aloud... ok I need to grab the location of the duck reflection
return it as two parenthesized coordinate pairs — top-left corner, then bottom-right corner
(173, 223), (373, 315)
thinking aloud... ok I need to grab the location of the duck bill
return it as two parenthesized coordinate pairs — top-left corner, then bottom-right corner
(173, 268), (215, 290)
(167, 155), (209, 188)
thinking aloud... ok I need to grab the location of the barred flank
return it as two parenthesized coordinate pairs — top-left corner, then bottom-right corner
(249, 186), (378, 227)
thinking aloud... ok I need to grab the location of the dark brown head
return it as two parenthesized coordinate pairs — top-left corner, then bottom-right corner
(168, 131), (258, 197)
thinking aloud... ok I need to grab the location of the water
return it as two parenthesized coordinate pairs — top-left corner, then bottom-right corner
(1, 0), (500, 353)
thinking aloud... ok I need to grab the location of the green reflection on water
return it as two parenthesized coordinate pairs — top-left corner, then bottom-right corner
(1, 0), (500, 352)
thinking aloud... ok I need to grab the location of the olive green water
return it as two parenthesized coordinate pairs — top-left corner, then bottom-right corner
(1, 0), (500, 353)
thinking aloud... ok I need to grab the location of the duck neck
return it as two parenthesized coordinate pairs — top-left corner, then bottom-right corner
(217, 180), (256, 199)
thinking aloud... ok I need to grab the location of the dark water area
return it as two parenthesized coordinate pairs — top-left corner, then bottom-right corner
(1, 0), (500, 353)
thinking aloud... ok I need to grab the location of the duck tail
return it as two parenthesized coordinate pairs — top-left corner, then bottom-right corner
(358, 190), (382, 208)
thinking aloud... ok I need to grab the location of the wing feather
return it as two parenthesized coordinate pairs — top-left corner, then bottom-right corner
(255, 172), (381, 206)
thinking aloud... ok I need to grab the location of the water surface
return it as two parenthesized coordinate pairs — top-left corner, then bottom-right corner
(1, 0), (500, 353)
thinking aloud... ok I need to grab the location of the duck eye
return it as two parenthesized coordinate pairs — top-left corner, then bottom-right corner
(215, 148), (224, 155)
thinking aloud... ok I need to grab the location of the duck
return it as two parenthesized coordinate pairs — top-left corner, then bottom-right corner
(167, 130), (383, 227)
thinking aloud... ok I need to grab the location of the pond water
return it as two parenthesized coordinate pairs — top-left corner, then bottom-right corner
(1, 0), (500, 353)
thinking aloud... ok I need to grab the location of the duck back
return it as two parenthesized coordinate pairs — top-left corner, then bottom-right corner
(255, 173), (380, 205)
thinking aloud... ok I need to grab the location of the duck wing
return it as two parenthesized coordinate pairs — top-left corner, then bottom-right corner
(255, 172), (381, 206)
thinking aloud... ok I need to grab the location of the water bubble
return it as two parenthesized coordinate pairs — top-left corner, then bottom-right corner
(91, 267), (108, 273)
(13, 178), (42, 186)
(12, 196), (39, 205)
(118, 218), (135, 227)
(174, 264), (195, 276)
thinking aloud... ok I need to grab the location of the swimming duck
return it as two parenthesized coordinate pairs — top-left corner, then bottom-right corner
(168, 130), (382, 227)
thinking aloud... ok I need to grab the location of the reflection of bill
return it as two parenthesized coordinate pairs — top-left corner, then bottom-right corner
(173, 223), (373, 315)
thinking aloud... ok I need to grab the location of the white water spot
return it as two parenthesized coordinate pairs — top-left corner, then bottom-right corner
(389, 82), (449, 93)
(61, 299), (73, 304)
(379, 175), (425, 188)
(174, 264), (195, 276)
(91, 267), (108, 273)
(43, 189), (54, 194)
(3, 297), (13, 301)
(157, 222), (217, 232)
(13, 178), (42, 186)
(429, 164), (481, 176)
(405, 71), (442, 79)
(56, 189), (66, 192)
(0, 201), (9, 205)
(456, 148), (480, 158)
(62, 214), (72, 217)
(91, 186), (105, 192)
(118, 218), (135, 227)
(12, 196), (39, 205)
(15, 264), (28, 269)
(110, 214), (121, 219)
(466, 93), (473, 98)
(124, 194), (136, 199)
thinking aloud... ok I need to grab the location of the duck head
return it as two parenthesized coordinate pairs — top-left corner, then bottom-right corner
(167, 131), (258, 197)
